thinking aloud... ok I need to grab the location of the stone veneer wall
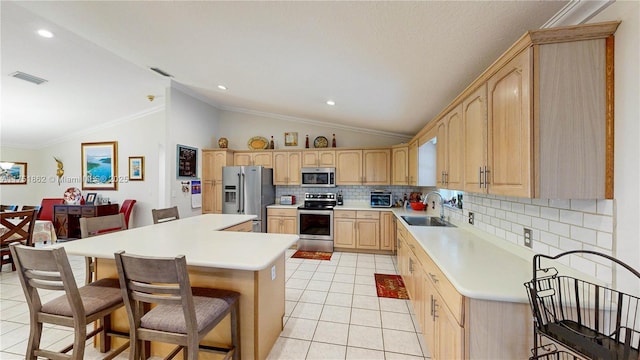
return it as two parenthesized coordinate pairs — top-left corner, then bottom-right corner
(446, 192), (615, 285)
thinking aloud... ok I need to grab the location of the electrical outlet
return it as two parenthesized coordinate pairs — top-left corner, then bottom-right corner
(524, 228), (532, 248)
(468, 212), (474, 225)
(271, 265), (276, 280)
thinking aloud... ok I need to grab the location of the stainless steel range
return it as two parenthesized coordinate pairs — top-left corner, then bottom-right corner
(297, 192), (336, 252)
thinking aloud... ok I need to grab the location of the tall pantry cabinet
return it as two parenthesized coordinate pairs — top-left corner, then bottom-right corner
(202, 149), (233, 214)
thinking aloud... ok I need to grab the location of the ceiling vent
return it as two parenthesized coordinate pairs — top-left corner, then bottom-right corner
(10, 71), (48, 85)
(149, 67), (173, 77)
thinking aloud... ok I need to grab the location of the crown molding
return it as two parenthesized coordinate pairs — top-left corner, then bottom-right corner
(32, 105), (166, 150)
(542, 0), (614, 28)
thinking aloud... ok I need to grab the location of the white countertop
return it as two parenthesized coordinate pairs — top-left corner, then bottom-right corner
(274, 200), (533, 302)
(55, 214), (298, 271)
(267, 200), (579, 303)
(385, 206), (534, 303)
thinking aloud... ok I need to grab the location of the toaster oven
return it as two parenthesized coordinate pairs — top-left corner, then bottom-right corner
(370, 191), (393, 208)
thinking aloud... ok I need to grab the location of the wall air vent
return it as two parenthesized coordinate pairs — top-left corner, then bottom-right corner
(149, 67), (173, 77)
(10, 71), (48, 85)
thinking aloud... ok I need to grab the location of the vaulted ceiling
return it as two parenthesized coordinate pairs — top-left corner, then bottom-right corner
(2, 1), (570, 148)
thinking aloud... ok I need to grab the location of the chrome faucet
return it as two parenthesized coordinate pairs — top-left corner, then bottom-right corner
(423, 191), (444, 220)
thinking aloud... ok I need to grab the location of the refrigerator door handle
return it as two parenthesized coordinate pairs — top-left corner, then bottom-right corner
(237, 173), (242, 213)
(241, 173), (245, 213)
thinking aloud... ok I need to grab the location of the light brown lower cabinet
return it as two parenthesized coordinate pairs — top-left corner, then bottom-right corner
(222, 220), (253, 232)
(397, 221), (531, 359)
(267, 208), (297, 235)
(334, 210), (396, 251)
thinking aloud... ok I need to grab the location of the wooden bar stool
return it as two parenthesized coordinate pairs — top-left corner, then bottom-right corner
(10, 244), (129, 360)
(151, 206), (180, 224)
(80, 213), (127, 284)
(114, 251), (240, 360)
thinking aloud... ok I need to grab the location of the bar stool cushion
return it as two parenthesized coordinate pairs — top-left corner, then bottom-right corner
(141, 296), (227, 333)
(41, 278), (122, 316)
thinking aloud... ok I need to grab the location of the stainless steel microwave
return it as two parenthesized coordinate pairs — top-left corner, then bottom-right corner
(301, 167), (336, 187)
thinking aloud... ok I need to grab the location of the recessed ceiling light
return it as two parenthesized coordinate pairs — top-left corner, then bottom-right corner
(217, 85), (228, 90)
(37, 29), (54, 38)
(326, 100), (336, 106)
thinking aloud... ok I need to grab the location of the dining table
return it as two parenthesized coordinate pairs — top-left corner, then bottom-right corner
(0, 218), (57, 244)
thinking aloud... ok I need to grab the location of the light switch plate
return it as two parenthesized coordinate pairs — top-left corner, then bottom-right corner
(271, 265), (276, 280)
(468, 212), (474, 225)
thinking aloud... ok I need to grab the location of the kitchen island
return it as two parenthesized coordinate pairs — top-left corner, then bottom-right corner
(56, 214), (298, 360)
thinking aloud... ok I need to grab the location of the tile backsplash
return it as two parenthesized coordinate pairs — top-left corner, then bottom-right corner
(276, 185), (423, 204)
(447, 192), (615, 284)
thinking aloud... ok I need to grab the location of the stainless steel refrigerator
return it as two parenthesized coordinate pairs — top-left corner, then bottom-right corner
(222, 166), (275, 232)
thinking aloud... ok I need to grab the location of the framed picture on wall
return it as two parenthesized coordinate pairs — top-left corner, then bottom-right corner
(0, 161), (27, 185)
(284, 132), (298, 146)
(128, 156), (144, 181)
(81, 141), (118, 190)
(176, 144), (198, 179)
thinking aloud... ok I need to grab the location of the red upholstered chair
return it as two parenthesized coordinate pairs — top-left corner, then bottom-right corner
(119, 199), (136, 229)
(38, 198), (64, 221)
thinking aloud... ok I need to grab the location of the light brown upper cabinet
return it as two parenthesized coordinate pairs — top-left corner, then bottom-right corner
(336, 148), (391, 186)
(391, 145), (409, 185)
(301, 150), (335, 167)
(234, 151), (273, 167)
(462, 84), (488, 193)
(435, 104), (463, 190)
(485, 23), (617, 198)
(273, 151), (301, 185)
(420, 21), (618, 199)
(408, 140), (418, 186)
(486, 49), (532, 197)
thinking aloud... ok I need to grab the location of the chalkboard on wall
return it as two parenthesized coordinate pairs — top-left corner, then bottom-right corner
(176, 144), (198, 179)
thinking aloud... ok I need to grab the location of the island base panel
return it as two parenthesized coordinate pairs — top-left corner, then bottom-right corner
(96, 254), (286, 359)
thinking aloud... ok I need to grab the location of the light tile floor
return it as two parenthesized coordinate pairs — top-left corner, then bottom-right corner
(268, 249), (430, 360)
(0, 247), (430, 359)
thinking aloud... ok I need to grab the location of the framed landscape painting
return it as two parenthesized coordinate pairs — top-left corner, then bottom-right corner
(0, 162), (27, 184)
(82, 141), (118, 190)
(128, 156), (144, 181)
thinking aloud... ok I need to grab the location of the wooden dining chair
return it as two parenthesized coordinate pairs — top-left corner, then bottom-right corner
(1, 209), (37, 271)
(80, 213), (126, 285)
(21, 205), (40, 211)
(114, 251), (240, 360)
(151, 206), (180, 224)
(10, 244), (129, 360)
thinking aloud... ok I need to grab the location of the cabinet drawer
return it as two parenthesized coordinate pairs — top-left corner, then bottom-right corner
(67, 207), (82, 215)
(397, 221), (408, 240)
(421, 251), (464, 326)
(356, 211), (379, 220)
(81, 207), (96, 216)
(54, 206), (67, 214)
(334, 210), (356, 219)
(267, 208), (297, 217)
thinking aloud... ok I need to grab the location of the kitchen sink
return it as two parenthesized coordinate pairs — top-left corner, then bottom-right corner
(401, 215), (456, 227)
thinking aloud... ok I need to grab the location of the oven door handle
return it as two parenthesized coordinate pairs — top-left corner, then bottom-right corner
(298, 209), (334, 216)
